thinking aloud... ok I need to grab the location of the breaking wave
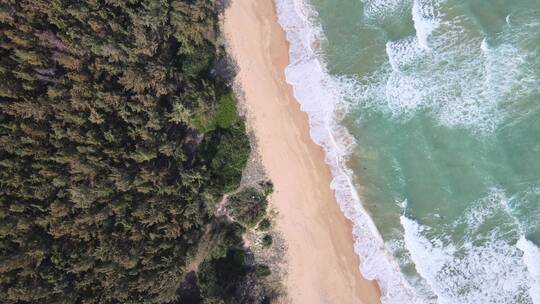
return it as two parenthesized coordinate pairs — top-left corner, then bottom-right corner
(349, 0), (540, 134)
(274, 0), (540, 302)
(401, 188), (540, 303)
(275, 0), (419, 302)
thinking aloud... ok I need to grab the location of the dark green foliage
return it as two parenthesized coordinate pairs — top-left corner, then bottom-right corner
(257, 218), (272, 231)
(261, 234), (273, 249)
(215, 92), (239, 129)
(227, 188), (269, 227)
(255, 265), (272, 278)
(260, 181), (274, 197)
(0, 0), (264, 303)
(176, 272), (203, 304)
(177, 218), (277, 304)
(198, 249), (250, 302)
(206, 219), (246, 260)
(195, 248), (276, 304)
(191, 90), (239, 133)
(183, 41), (217, 78)
(203, 121), (251, 194)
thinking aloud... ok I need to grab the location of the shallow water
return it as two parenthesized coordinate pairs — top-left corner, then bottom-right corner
(278, 0), (540, 302)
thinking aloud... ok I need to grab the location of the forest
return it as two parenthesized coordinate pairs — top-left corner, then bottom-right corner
(0, 0), (277, 303)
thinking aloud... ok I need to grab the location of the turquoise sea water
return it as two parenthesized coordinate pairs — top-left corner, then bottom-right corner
(277, 0), (540, 302)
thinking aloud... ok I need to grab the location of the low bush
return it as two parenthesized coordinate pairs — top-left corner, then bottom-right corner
(227, 187), (268, 227)
(261, 234), (273, 249)
(257, 218), (271, 231)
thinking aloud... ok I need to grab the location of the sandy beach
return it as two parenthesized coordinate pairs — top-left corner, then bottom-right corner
(223, 0), (381, 303)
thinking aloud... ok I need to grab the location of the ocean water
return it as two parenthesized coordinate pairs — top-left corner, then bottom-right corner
(276, 0), (540, 303)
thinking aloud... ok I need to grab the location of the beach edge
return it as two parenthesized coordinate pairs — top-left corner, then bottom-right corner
(222, 0), (382, 303)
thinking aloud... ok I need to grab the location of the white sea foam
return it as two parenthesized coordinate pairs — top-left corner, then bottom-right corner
(508, 187), (540, 237)
(348, 0), (540, 134)
(401, 188), (540, 303)
(274, 0), (419, 302)
(274, 0), (540, 302)
(361, 0), (408, 23)
(412, 0), (440, 50)
(517, 237), (540, 304)
(503, 188), (540, 304)
(382, 10), (501, 132)
(386, 37), (426, 71)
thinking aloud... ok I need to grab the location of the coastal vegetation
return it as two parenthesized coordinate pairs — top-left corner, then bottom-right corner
(0, 0), (278, 303)
(227, 186), (269, 227)
(257, 218), (272, 231)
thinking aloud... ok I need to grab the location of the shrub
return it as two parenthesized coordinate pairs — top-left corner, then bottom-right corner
(192, 90), (239, 133)
(198, 248), (249, 303)
(204, 121), (251, 194)
(257, 218), (271, 231)
(255, 265), (271, 277)
(261, 234), (273, 249)
(227, 188), (268, 227)
(215, 92), (238, 129)
(260, 180), (274, 196)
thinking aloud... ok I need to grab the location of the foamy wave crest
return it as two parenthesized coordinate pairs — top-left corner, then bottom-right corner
(274, 0), (419, 302)
(503, 187), (540, 304)
(401, 188), (540, 303)
(517, 237), (540, 304)
(412, 0), (440, 50)
(386, 37), (426, 71)
(361, 0), (409, 23)
(350, 0), (540, 134)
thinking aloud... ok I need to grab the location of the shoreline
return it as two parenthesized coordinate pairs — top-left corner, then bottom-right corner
(223, 0), (381, 303)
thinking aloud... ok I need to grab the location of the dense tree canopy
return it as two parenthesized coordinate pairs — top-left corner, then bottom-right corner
(0, 0), (273, 303)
